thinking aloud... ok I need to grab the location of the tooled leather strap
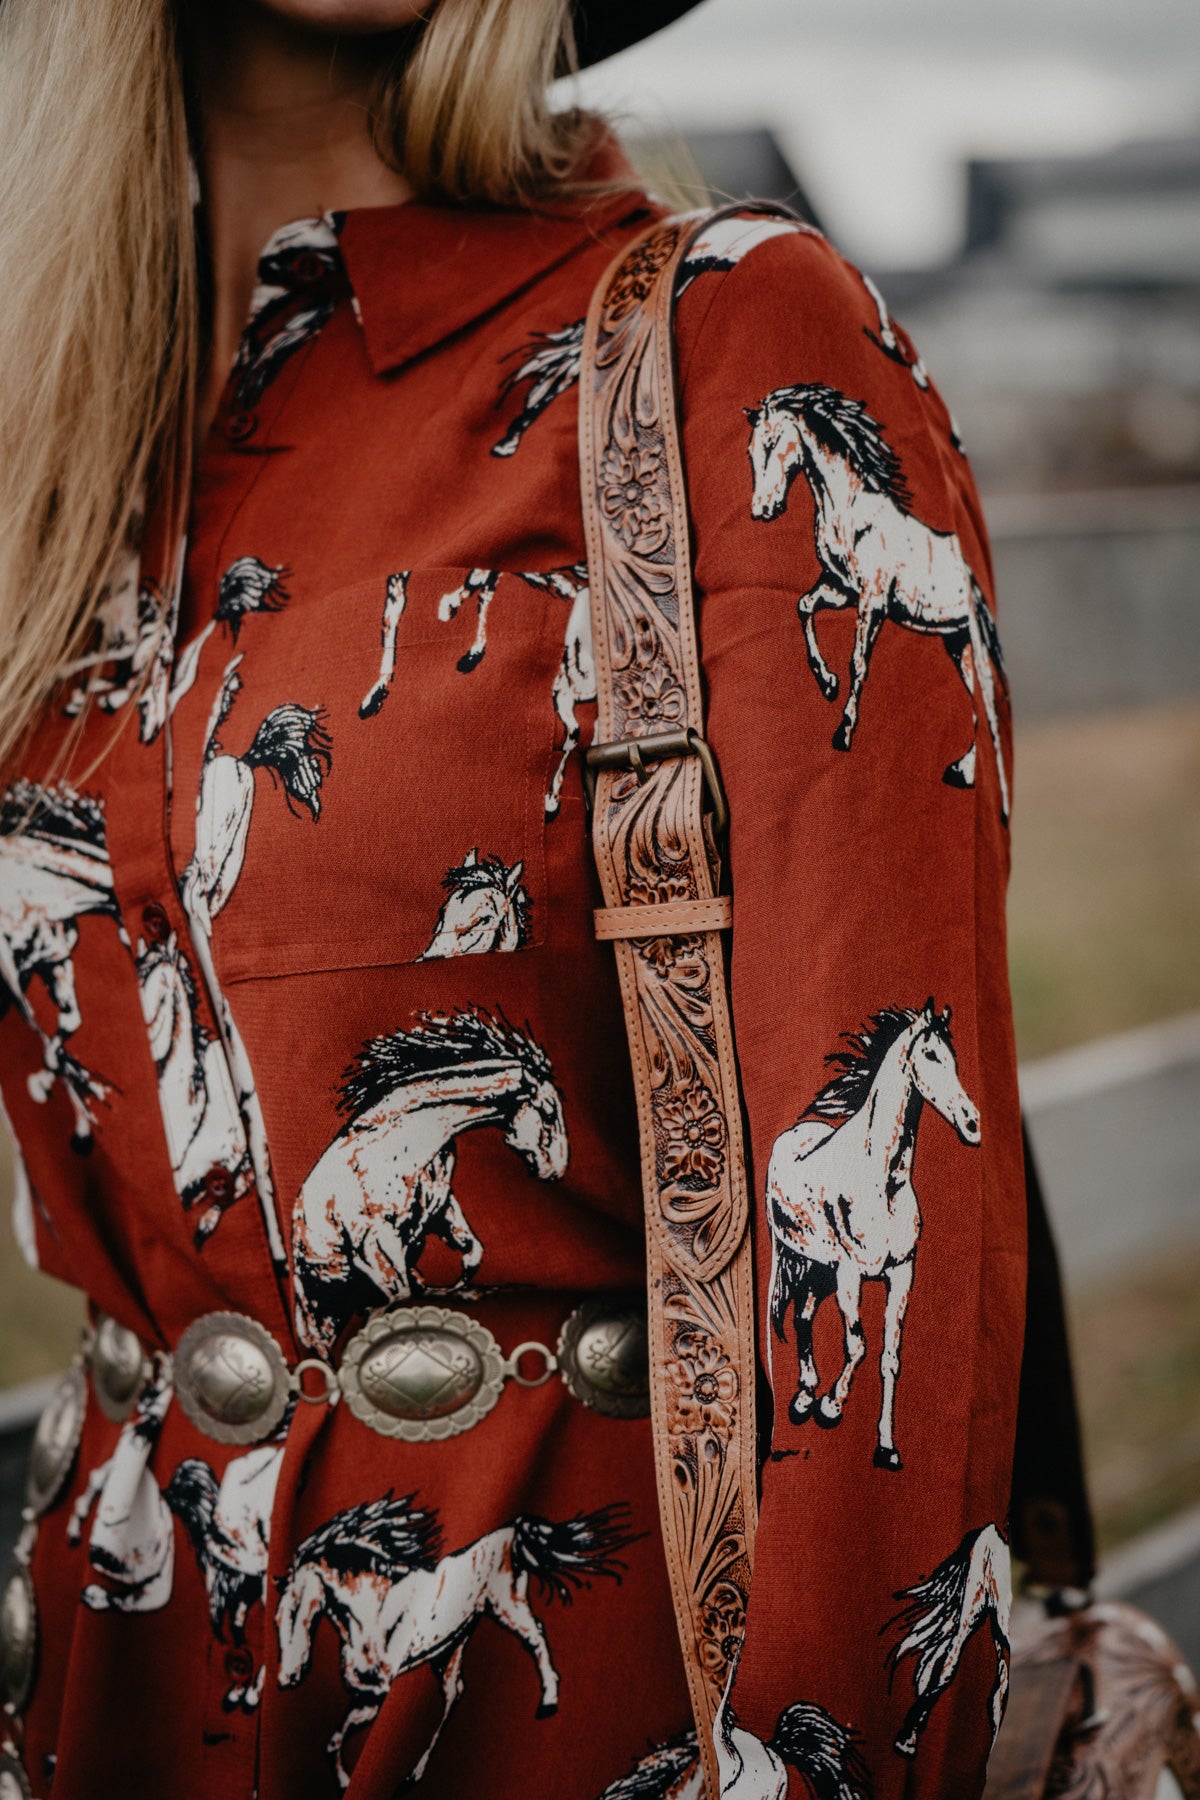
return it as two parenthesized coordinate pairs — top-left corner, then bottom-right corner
(579, 205), (791, 1794)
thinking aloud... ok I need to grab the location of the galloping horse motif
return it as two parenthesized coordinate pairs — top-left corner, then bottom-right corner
(178, 652), (331, 1262)
(492, 319), (585, 458)
(714, 1690), (873, 1800)
(292, 1005), (569, 1352)
(59, 523), (174, 744)
(135, 933), (254, 1243)
(165, 1444), (285, 1711)
(0, 780), (125, 1146)
(275, 1492), (634, 1790)
(357, 563), (593, 814)
(887, 1524), (1012, 1758)
(765, 1002), (981, 1470)
(745, 382), (1009, 820)
(68, 1367), (175, 1615)
(595, 1730), (702, 1800)
(419, 849), (532, 958)
(170, 555), (291, 715)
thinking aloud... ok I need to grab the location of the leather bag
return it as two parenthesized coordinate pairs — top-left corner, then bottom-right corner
(577, 204), (1200, 1799)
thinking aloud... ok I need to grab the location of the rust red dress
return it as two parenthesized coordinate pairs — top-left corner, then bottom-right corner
(0, 138), (1025, 1800)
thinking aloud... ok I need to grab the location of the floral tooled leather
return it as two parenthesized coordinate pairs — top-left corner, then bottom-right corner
(580, 206), (791, 1796)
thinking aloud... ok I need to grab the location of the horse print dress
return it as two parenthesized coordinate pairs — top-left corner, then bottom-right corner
(0, 137), (1025, 1799)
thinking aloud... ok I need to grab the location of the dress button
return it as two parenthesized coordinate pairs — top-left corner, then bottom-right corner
(204, 1166), (234, 1202)
(224, 1645), (255, 1682)
(141, 901), (171, 943)
(225, 409), (258, 442)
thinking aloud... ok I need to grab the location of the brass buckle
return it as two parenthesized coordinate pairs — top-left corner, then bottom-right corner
(583, 727), (729, 839)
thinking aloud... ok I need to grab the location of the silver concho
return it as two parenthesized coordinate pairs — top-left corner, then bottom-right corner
(557, 1299), (650, 1418)
(91, 1315), (148, 1423)
(0, 1754), (33, 1800)
(25, 1365), (86, 1517)
(0, 1563), (37, 1714)
(173, 1312), (289, 1445)
(340, 1306), (506, 1442)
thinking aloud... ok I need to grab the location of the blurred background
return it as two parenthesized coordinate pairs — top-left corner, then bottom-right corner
(2, 0), (1199, 1662)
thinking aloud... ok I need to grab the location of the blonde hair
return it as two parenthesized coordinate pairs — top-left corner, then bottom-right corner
(0, 0), (597, 775)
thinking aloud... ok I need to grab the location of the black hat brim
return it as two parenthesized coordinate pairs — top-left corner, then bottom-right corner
(572, 0), (706, 69)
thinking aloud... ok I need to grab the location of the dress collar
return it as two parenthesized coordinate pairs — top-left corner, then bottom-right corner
(337, 136), (653, 376)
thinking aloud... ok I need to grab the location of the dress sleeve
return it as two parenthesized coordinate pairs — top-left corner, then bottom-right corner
(673, 222), (1025, 1798)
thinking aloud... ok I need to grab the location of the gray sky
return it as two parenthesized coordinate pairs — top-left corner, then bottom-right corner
(571, 0), (1200, 267)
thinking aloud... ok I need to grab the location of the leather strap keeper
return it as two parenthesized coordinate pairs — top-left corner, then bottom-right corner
(593, 896), (733, 939)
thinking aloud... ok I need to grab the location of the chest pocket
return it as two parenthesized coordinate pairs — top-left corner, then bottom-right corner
(190, 564), (584, 982)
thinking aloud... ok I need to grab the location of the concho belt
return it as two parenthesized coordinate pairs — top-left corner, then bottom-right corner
(50, 1298), (650, 1455)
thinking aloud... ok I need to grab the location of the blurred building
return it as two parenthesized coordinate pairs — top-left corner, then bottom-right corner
(883, 134), (1200, 494)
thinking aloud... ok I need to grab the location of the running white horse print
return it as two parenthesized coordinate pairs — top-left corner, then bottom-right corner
(714, 1689), (873, 1800)
(765, 1002), (981, 1471)
(531, 563), (595, 816)
(165, 1443), (285, 1711)
(179, 652), (331, 1265)
(59, 527), (175, 743)
(886, 1524), (1012, 1758)
(67, 1367), (175, 1615)
(419, 849), (532, 958)
(595, 1730), (702, 1800)
(357, 563), (594, 815)
(492, 319), (585, 457)
(231, 214), (343, 407)
(0, 780), (126, 1147)
(745, 382), (1009, 820)
(170, 555), (291, 715)
(292, 1005), (569, 1352)
(275, 1492), (635, 1790)
(135, 931), (255, 1244)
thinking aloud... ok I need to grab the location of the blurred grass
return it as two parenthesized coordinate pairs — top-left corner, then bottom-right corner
(1, 699), (1199, 1556)
(1008, 700), (1200, 1060)
(1071, 1238), (1200, 1551)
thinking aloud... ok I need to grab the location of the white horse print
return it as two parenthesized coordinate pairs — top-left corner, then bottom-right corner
(492, 319), (585, 458)
(526, 563), (595, 816)
(765, 1002), (980, 1471)
(859, 271), (929, 392)
(357, 564), (592, 812)
(596, 1730), (702, 1800)
(275, 1492), (634, 1790)
(67, 1367), (175, 1615)
(179, 654), (331, 1266)
(56, 504), (181, 745)
(169, 555), (291, 717)
(0, 780), (126, 1147)
(676, 214), (813, 293)
(418, 849), (532, 958)
(358, 572), (409, 718)
(714, 1689), (873, 1800)
(886, 1524), (1012, 1757)
(135, 932), (254, 1244)
(165, 1443), (284, 1711)
(232, 214), (343, 407)
(292, 1005), (569, 1351)
(745, 382), (1009, 821)
(184, 655), (332, 920)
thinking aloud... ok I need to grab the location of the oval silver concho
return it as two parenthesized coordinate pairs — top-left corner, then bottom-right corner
(91, 1315), (149, 1423)
(173, 1313), (289, 1446)
(0, 1562), (37, 1714)
(340, 1306), (506, 1442)
(0, 1754), (33, 1800)
(557, 1300), (650, 1419)
(25, 1365), (86, 1517)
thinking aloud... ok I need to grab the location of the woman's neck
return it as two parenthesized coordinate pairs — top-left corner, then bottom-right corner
(186, 5), (415, 440)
